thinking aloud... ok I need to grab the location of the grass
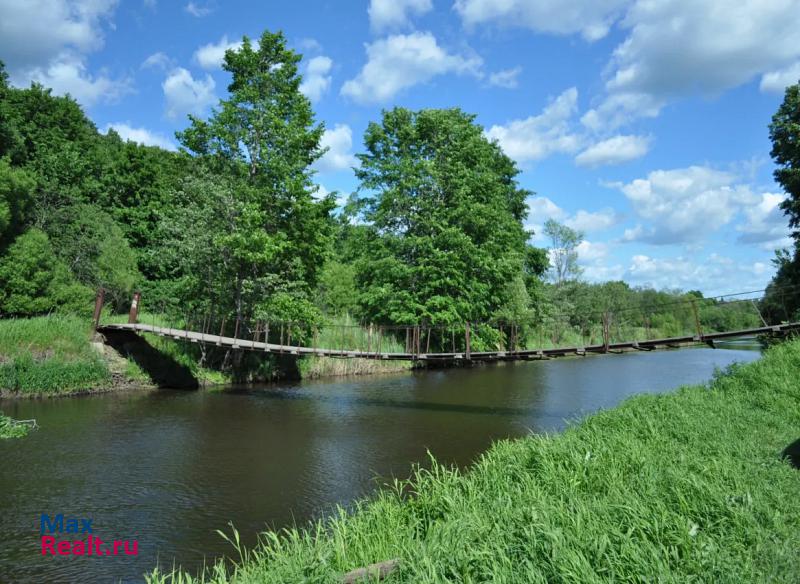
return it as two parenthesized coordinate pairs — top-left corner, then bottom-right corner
(0, 411), (32, 439)
(0, 315), (110, 395)
(148, 338), (800, 583)
(299, 314), (413, 378)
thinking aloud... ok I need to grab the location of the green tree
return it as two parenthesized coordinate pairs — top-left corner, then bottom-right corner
(764, 80), (800, 320)
(0, 229), (91, 316)
(0, 159), (34, 246)
(543, 219), (583, 285)
(46, 204), (141, 309)
(174, 31), (334, 326)
(353, 107), (529, 327)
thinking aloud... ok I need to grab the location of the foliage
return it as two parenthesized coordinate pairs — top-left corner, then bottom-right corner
(0, 158), (34, 246)
(172, 31), (334, 330)
(764, 81), (800, 319)
(148, 338), (800, 584)
(0, 229), (92, 316)
(770, 81), (800, 240)
(47, 203), (141, 309)
(0, 412), (30, 439)
(353, 107), (529, 329)
(315, 261), (358, 315)
(543, 218), (583, 285)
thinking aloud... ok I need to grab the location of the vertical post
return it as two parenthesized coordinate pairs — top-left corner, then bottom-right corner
(690, 299), (703, 338)
(465, 321), (471, 361)
(128, 291), (141, 324)
(602, 311), (610, 353)
(92, 288), (105, 331)
(751, 299), (769, 327)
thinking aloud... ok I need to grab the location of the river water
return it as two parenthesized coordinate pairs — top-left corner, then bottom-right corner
(0, 347), (760, 583)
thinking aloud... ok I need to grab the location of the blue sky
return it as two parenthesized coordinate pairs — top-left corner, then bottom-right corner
(2, 0), (799, 295)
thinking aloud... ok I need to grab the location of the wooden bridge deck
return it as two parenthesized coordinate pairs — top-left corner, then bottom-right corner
(98, 321), (800, 362)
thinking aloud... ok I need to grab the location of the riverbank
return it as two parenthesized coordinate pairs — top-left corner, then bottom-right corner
(149, 338), (800, 583)
(0, 314), (413, 397)
(0, 315), (117, 396)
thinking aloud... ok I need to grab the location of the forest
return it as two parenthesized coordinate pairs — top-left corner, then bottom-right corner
(0, 29), (793, 384)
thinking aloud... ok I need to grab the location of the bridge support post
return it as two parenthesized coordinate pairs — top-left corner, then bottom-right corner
(92, 288), (105, 332)
(690, 299), (703, 339)
(602, 312), (610, 353)
(465, 322), (471, 361)
(127, 291), (141, 324)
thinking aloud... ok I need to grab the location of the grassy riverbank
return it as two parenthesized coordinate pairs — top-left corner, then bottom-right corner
(0, 315), (111, 395)
(149, 339), (800, 583)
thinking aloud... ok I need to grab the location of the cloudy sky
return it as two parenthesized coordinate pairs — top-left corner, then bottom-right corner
(1, 0), (798, 295)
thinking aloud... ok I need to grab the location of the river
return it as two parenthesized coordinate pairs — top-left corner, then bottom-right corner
(0, 347), (760, 583)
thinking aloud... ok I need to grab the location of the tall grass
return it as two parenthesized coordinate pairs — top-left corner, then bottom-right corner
(299, 314), (412, 378)
(149, 339), (800, 583)
(0, 315), (110, 395)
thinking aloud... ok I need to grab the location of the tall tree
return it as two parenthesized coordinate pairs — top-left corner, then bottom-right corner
(543, 219), (583, 285)
(770, 81), (800, 241)
(764, 80), (800, 320)
(174, 31), (335, 324)
(353, 107), (530, 327)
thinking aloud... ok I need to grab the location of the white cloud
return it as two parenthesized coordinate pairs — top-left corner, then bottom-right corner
(341, 32), (482, 104)
(0, 0), (118, 70)
(454, 0), (630, 41)
(300, 56), (333, 102)
(142, 52), (172, 70)
(586, 0), (800, 128)
(488, 67), (521, 89)
(760, 61), (800, 93)
(23, 53), (130, 106)
(485, 88), (582, 164)
(298, 38), (323, 53)
(624, 253), (771, 293)
(527, 196), (566, 221)
(575, 134), (650, 167)
(581, 92), (663, 132)
(194, 35), (242, 70)
(316, 124), (359, 172)
(104, 122), (176, 151)
(526, 197), (618, 242)
(185, 1), (212, 17)
(0, 0), (130, 108)
(614, 165), (756, 245)
(162, 67), (216, 118)
(566, 209), (620, 233)
(369, 0), (433, 31)
(736, 192), (790, 246)
(577, 240), (609, 262)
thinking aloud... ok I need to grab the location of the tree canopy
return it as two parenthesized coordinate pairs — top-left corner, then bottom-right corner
(352, 107), (530, 326)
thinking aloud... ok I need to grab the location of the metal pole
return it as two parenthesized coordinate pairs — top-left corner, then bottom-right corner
(465, 322), (471, 360)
